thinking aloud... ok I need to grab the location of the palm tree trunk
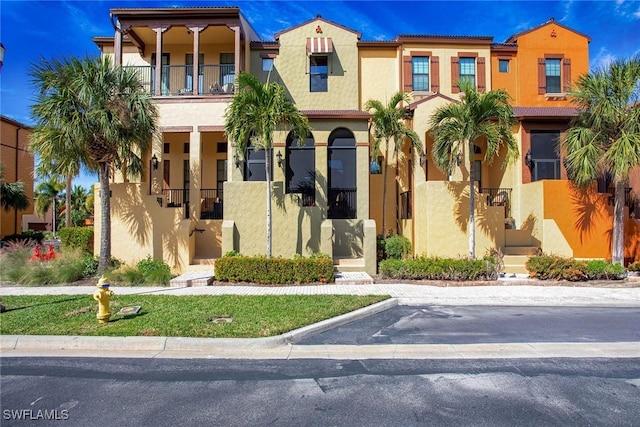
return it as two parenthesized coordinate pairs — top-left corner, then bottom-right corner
(468, 142), (476, 259)
(97, 162), (111, 273)
(612, 180), (625, 265)
(395, 154), (400, 235)
(381, 138), (390, 237)
(265, 148), (272, 258)
(65, 175), (72, 227)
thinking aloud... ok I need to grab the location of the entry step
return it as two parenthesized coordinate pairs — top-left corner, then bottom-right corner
(334, 271), (373, 285)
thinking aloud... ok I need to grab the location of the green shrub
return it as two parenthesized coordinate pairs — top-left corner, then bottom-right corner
(1, 231), (44, 245)
(526, 255), (587, 281)
(215, 254), (334, 284)
(384, 235), (412, 260)
(109, 266), (146, 286)
(82, 255), (100, 277)
(628, 261), (640, 272)
(379, 256), (500, 281)
(58, 227), (93, 254)
(136, 256), (172, 285)
(585, 259), (625, 280)
(376, 234), (386, 262)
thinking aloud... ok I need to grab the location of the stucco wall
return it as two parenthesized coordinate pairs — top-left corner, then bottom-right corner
(511, 22), (590, 106)
(94, 183), (191, 273)
(413, 181), (505, 258)
(401, 43), (492, 97)
(272, 19), (360, 111)
(359, 47), (401, 108)
(0, 119), (34, 237)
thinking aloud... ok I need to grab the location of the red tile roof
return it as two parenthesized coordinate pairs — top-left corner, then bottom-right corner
(512, 106), (580, 118)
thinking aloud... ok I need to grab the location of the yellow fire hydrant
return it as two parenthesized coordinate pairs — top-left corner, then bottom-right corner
(93, 276), (114, 323)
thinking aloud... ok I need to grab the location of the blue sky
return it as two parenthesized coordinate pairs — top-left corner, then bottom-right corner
(1, 0), (639, 189)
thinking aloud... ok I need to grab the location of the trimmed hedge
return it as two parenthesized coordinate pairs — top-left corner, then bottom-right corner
(58, 227), (93, 254)
(526, 255), (625, 281)
(379, 256), (500, 281)
(214, 254), (334, 284)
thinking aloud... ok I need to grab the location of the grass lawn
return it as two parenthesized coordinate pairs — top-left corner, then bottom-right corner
(0, 294), (388, 338)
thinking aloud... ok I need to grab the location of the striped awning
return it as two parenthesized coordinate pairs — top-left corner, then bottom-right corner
(306, 37), (333, 54)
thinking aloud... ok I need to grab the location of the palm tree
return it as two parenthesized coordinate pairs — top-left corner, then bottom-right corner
(562, 56), (640, 265)
(224, 72), (311, 257)
(30, 56), (158, 272)
(364, 92), (421, 237)
(30, 57), (86, 230)
(34, 176), (64, 234)
(0, 163), (30, 215)
(429, 80), (518, 259)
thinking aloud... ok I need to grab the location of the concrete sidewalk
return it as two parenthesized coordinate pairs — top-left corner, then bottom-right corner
(1, 282), (639, 360)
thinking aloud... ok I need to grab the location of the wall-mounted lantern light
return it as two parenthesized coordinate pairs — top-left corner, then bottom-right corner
(151, 154), (159, 170)
(456, 152), (462, 166)
(524, 150), (533, 168)
(276, 151), (283, 168)
(419, 151), (426, 167)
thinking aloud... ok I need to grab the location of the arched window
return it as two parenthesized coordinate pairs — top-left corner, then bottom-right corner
(244, 141), (273, 181)
(327, 128), (356, 219)
(286, 132), (315, 206)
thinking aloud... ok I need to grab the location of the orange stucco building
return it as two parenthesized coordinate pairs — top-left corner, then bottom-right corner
(0, 115), (35, 237)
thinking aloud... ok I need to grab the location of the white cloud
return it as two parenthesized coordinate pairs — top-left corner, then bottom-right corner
(634, 7), (640, 19)
(592, 47), (617, 71)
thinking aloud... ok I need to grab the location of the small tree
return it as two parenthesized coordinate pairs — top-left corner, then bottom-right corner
(429, 81), (518, 259)
(224, 72), (311, 257)
(364, 92), (421, 237)
(30, 56), (158, 272)
(562, 55), (640, 265)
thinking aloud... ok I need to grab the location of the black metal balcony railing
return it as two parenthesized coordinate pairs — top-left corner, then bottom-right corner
(328, 188), (357, 219)
(289, 187), (315, 207)
(399, 191), (412, 220)
(163, 189), (187, 206)
(606, 187), (632, 207)
(480, 187), (512, 218)
(124, 64), (235, 96)
(200, 189), (223, 220)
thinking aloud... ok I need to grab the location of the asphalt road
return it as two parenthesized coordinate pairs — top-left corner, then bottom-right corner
(1, 357), (639, 426)
(297, 305), (640, 345)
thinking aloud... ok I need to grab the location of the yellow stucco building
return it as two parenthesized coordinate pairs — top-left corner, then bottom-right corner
(93, 8), (640, 275)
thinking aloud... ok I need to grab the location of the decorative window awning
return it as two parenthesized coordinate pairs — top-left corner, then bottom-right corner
(307, 37), (333, 54)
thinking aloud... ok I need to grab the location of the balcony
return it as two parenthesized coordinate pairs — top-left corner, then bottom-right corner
(328, 188), (357, 219)
(480, 187), (512, 218)
(125, 64), (235, 96)
(200, 189), (223, 220)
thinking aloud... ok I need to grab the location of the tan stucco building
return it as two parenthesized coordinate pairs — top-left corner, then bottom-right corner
(93, 8), (640, 275)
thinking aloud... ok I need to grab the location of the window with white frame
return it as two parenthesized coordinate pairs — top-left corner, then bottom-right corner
(545, 59), (562, 93)
(412, 57), (429, 91)
(459, 57), (476, 88)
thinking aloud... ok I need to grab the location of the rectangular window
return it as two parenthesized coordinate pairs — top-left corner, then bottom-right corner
(499, 59), (509, 73)
(459, 57), (476, 88)
(163, 143), (170, 154)
(310, 56), (328, 92)
(183, 142), (190, 154)
(245, 147), (273, 181)
(262, 58), (274, 72)
(530, 131), (561, 181)
(412, 57), (429, 91)
(545, 59), (562, 93)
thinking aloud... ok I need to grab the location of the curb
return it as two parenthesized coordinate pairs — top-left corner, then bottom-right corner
(0, 298), (398, 353)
